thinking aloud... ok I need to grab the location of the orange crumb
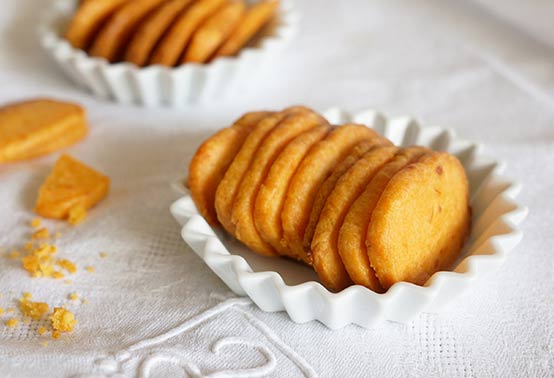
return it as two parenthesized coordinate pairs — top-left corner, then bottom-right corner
(57, 259), (77, 274)
(41, 341), (49, 347)
(99, 252), (108, 259)
(6, 318), (18, 327)
(19, 300), (49, 320)
(68, 205), (87, 226)
(7, 250), (20, 259)
(52, 271), (64, 279)
(68, 293), (79, 301)
(31, 218), (41, 228)
(38, 326), (47, 335)
(50, 307), (76, 333)
(22, 292), (32, 300)
(85, 266), (95, 273)
(32, 228), (49, 240)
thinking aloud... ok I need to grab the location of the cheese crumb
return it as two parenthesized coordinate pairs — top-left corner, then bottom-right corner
(50, 307), (76, 333)
(68, 293), (79, 301)
(0, 308), (4, 314)
(81, 299), (88, 305)
(68, 205), (87, 226)
(7, 250), (20, 259)
(6, 318), (18, 327)
(55, 232), (62, 239)
(22, 292), (32, 300)
(24, 242), (34, 251)
(85, 266), (95, 273)
(19, 300), (49, 320)
(7, 308), (15, 313)
(64, 279), (73, 285)
(41, 341), (49, 347)
(99, 252), (108, 259)
(31, 218), (41, 228)
(57, 259), (77, 274)
(52, 331), (61, 340)
(32, 228), (50, 240)
(52, 271), (65, 279)
(38, 326), (47, 335)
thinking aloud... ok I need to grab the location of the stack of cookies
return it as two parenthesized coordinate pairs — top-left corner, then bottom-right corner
(188, 106), (471, 292)
(64, 0), (279, 66)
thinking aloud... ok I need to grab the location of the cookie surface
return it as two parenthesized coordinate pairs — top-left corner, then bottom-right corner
(231, 110), (327, 256)
(89, 0), (166, 62)
(150, 0), (226, 66)
(188, 111), (270, 225)
(281, 124), (382, 264)
(367, 151), (470, 289)
(0, 99), (87, 163)
(124, 0), (194, 66)
(254, 125), (330, 255)
(183, 0), (246, 63)
(215, 0), (279, 57)
(338, 147), (429, 291)
(311, 146), (398, 292)
(65, 0), (129, 50)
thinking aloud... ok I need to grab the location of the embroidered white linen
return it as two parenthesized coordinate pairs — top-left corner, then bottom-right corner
(0, 0), (553, 377)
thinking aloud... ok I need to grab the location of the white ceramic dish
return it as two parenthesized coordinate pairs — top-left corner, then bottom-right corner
(170, 108), (528, 329)
(38, 0), (298, 107)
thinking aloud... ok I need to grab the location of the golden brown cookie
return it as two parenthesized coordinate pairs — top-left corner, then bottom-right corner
(281, 124), (382, 264)
(214, 106), (306, 235)
(338, 147), (429, 292)
(367, 151), (470, 289)
(214, 0), (279, 58)
(254, 125), (330, 255)
(150, 0), (226, 66)
(65, 0), (129, 50)
(35, 155), (110, 220)
(124, 0), (195, 66)
(188, 111), (271, 225)
(0, 99), (87, 163)
(311, 146), (398, 292)
(303, 138), (391, 255)
(89, 0), (166, 62)
(231, 109), (327, 256)
(183, 0), (246, 63)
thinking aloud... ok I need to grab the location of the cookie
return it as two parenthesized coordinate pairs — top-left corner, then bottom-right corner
(231, 109), (327, 256)
(311, 146), (398, 291)
(214, 0), (278, 58)
(150, 0), (226, 66)
(338, 147), (429, 291)
(367, 151), (470, 289)
(0, 99), (87, 163)
(183, 0), (246, 63)
(89, 0), (166, 62)
(188, 111), (271, 225)
(65, 0), (129, 50)
(281, 124), (382, 264)
(124, 0), (195, 66)
(35, 155), (110, 220)
(254, 125), (330, 255)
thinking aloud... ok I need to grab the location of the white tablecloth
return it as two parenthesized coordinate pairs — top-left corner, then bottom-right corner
(0, 0), (553, 377)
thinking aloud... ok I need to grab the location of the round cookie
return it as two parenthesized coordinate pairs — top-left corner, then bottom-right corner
(188, 111), (271, 225)
(311, 146), (398, 292)
(183, 1), (246, 64)
(303, 137), (391, 255)
(89, 0), (166, 62)
(281, 124), (382, 264)
(150, 0), (226, 66)
(367, 151), (470, 289)
(214, 106), (307, 235)
(65, 0), (129, 50)
(338, 147), (429, 292)
(254, 125), (331, 256)
(231, 110), (327, 256)
(125, 0), (194, 66)
(215, 0), (279, 58)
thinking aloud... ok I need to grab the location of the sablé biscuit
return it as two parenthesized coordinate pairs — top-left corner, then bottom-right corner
(215, 0), (279, 57)
(367, 152), (470, 289)
(183, 1), (246, 63)
(35, 155), (110, 220)
(231, 110), (327, 256)
(188, 111), (271, 225)
(215, 106), (306, 234)
(124, 0), (195, 66)
(150, 0), (226, 66)
(311, 146), (398, 292)
(254, 125), (330, 255)
(281, 124), (382, 263)
(89, 0), (166, 62)
(0, 99), (87, 163)
(303, 138), (391, 255)
(65, 0), (129, 50)
(338, 147), (429, 291)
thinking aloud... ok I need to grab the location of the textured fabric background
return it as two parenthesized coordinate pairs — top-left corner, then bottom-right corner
(0, 0), (553, 377)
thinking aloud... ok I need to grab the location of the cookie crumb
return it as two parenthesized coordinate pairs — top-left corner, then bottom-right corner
(55, 232), (62, 239)
(7, 250), (20, 259)
(64, 279), (73, 285)
(52, 271), (65, 279)
(19, 300), (49, 320)
(24, 242), (34, 251)
(41, 341), (49, 347)
(6, 318), (18, 327)
(85, 266), (95, 273)
(0, 308), (4, 314)
(50, 307), (76, 334)
(22, 292), (32, 300)
(7, 308), (15, 313)
(38, 326), (47, 336)
(68, 293), (79, 301)
(57, 259), (77, 274)
(31, 218), (41, 228)
(32, 228), (49, 240)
